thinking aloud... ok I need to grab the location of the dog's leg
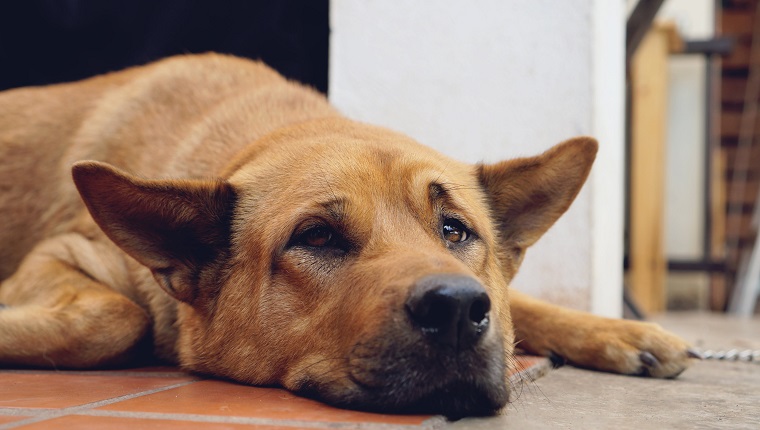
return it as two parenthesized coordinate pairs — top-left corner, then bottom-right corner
(508, 289), (695, 378)
(0, 234), (149, 368)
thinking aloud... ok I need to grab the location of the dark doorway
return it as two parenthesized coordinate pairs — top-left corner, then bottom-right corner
(0, 0), (329, 93)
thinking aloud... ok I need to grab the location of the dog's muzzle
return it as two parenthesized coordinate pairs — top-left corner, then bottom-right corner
(310, 274), (508, 418)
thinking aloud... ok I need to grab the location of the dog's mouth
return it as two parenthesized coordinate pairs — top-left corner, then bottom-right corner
(337, 378), (506, 419)
(348, 364), (508, 418)
(295, 335), (509, 418)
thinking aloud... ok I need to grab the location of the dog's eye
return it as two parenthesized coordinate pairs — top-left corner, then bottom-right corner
(443, 218), (469, 243)
(299, 226), (335, 248)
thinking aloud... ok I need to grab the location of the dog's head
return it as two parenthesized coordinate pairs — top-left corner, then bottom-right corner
(73, 118), (596, 417)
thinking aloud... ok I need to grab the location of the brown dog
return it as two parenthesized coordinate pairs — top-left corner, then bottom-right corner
(0, 53), (694, 416)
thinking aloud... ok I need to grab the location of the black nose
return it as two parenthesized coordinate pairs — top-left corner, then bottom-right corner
(405, 274), (491, 350)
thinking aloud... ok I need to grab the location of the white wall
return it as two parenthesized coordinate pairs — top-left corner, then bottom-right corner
(330, 0), (625, 317)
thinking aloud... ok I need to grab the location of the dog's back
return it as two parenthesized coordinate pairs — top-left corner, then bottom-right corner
(0, 53), (337, 278)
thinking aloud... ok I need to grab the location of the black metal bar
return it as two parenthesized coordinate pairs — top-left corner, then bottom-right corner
(623, 286), (646, 320)
(627, 0), (667, 61)
(666, 35), (735, 273)
(703, 49), (716, 263)
(667, 259), (727, 272)
(678, 37), (735, 55)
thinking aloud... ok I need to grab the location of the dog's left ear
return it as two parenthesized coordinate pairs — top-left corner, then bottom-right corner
(72, 161), (236, 304)
(477, 137), (598, 252)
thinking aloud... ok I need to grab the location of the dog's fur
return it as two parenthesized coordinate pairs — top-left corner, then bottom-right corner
(0, 54), (693, 416)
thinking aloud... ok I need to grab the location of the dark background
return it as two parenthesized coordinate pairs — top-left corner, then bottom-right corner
(0, 0), (329, 93)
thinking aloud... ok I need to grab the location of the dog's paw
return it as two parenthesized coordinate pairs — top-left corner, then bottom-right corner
(559, 319), (698, 378)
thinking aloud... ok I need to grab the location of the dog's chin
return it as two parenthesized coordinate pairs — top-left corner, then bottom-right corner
(291, 316), (509, 418)
(300, 370), (508, 419)
(296, 343), (509, 419)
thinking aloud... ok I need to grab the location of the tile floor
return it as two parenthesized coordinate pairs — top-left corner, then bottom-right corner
(0, 356), (551, 429)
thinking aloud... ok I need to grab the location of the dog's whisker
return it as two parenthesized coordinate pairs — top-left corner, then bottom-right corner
(433, 160), (452, 185)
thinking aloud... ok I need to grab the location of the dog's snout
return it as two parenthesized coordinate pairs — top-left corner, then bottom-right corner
(406, 275), (491, 350)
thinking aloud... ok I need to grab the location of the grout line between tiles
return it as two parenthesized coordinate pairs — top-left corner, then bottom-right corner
(0, 409), (51, 417)
(0, 379), (200, 429)
(74, 410), (446, 429)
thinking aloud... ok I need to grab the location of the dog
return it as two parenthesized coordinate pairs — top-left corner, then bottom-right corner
(0, 53), (696, 417)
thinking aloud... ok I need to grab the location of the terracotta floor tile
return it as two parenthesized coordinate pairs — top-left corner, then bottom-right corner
(0, 357), (549, 427)
(100, 380), (432, 426)
(77, 366), (192, 378)
(110, 366), (190, 375)
(0, 372), (195, 409)
(20, 415), (293, 430)
(114, 366), (183, 373)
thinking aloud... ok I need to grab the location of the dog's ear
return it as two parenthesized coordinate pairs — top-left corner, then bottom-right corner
(72, 161), (236, 304)
(477, 137), (598, 252)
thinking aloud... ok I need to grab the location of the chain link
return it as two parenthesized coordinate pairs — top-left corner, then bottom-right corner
(695, 349), (760, 363)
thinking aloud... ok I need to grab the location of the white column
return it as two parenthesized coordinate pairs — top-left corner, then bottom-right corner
(590, 0), (625, 317)
(330, 0), (625, 316)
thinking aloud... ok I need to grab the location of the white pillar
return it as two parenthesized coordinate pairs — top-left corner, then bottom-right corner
(330, 0), (625, 316)
(590, 0), (625, 317)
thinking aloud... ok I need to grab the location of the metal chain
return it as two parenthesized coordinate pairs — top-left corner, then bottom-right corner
(694, 349), (760, 363)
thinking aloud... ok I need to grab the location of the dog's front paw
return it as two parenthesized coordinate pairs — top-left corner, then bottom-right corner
(559, 319), (699, 378)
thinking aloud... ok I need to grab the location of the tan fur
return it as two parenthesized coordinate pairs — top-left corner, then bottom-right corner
(0, 54), (693, 416)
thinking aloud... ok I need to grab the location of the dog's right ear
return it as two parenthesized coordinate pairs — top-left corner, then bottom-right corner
(477, 137), (597, 257)
(72, 161), (236, 304)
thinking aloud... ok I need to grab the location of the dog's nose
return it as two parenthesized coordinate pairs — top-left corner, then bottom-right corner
(406, 274), (491, 350)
